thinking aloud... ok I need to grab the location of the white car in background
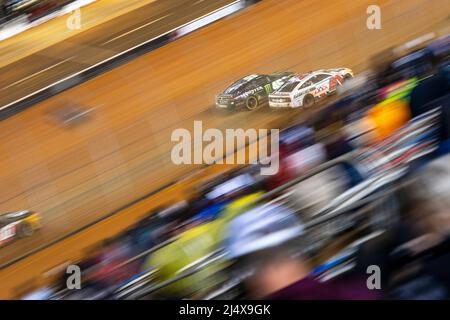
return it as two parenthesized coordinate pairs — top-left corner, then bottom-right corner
(268, 68), (353, 109)
(0, 210), (41, 247)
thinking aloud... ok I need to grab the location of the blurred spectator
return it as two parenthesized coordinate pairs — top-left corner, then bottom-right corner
(366, 98), (412, 142)
(256, 245), (379, 300)
(409, 62), (450, 118)
(225, 202), (378, 299)
(401, 154), (450, 249)
(286, 165), (350, 221)
(356, 154), (450, 299)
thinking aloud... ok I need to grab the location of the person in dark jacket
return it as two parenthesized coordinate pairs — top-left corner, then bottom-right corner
(355, 154), (450, 299)
(241, 245), (380, 300)
(225, 203), (380, 300)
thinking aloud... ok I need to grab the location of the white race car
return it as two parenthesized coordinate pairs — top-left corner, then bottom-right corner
(268, 68), (353, 109)
(0, 210), (41, 247)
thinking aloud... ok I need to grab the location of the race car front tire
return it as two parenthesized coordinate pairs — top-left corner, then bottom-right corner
(245, 96), (259, 110)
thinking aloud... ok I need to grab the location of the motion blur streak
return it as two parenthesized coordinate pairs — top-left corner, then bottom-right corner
(0, 0), (449, 298)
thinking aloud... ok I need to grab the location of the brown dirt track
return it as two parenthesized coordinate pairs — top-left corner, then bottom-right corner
(0, 0), (449, 298)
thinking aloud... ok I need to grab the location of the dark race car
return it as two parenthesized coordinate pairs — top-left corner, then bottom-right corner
(215, 72), (294, 111)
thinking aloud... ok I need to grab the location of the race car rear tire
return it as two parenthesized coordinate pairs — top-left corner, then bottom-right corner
(18, 222), (33, 238)
(303, 94), (315, 108)
(245, 96), (259, 110)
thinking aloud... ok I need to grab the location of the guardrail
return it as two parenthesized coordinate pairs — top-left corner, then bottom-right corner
(0, 0), (259, 119)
